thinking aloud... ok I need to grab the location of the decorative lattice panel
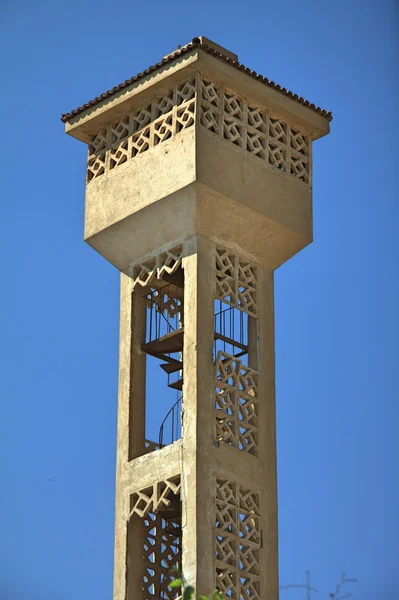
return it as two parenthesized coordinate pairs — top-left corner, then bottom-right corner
(129, 476), (181, 599)
(146, 288), (183, 319)
(200, 78), (221, 134)
(142, 511), (181, 599)
(86, 76), (197, 182)
(215, 248), (257, 317)
(87, 128), (107, 182)
(87, 73), (310, 184)
(130, 477), (181, 519)
(216, 477), (261, 599)
(214, 351), (259, 456)
(131, 246), (182, 290)
(199, 75), (310, 184)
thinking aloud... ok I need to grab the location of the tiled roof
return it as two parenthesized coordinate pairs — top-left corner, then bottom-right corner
(61, 37), (333, 123)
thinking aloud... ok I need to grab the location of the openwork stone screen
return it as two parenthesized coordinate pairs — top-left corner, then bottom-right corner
(129, 477), (181, 519)
(142, 512), (181, 600)
(129, 477), (181, 599)
(146, 287), (183, 320)
(215, 248), (257, 317)
(200, 77), (310, 183)
(216, 476), (261, 599)
(215, 351), (259, 456)
(87, 77), (196, 182)
(131, 246), (183, 290)
(86, 73), (310, 184)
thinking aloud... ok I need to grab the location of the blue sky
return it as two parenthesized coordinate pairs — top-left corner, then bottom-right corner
(1, 1), (398, 599)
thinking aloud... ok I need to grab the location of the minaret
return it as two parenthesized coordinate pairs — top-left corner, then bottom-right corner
(62, 37), (331, 600)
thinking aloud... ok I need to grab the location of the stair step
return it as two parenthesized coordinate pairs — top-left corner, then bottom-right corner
(144, 330), (248, 360)
(161, 360), (183, 374)
(142, 329), (184, 356)
(214, 331), (248, 352)
(168, 379), (183, 391)
(155, 353), (179, 363)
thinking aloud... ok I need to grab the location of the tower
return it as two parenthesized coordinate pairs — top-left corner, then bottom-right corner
(62, 37), (331, 600)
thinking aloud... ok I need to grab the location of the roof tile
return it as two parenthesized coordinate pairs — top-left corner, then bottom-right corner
(61, 38), (332, 123)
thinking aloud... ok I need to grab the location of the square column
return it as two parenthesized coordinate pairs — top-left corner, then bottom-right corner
(181, 234), (216, 595)
(114, 275), (147, 600)
(181, 236), (279, 599)
(257, 266), (279, 599)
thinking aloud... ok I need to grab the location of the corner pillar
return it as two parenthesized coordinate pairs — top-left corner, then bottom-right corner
(181, 235), (216, 596)
(113, 274), (147, 600)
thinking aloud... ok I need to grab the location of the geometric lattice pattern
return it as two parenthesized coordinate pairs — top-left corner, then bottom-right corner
(215, 352), (259, 456)
(129, 477), (182, 598)
(87, 73), (310, 184)
(131, 246), (183, 290)
(142, 511), (181, 599)
(216, 477), (261, 599)
(86, 75), (197, 182)
(129, 476), (181, 519)
(215, 248), (257, 317)
(146, 287), (183, 320)
(200, 76), (310, 184)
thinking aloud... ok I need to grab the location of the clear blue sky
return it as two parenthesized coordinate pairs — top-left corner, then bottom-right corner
(1, 1), (398, 599)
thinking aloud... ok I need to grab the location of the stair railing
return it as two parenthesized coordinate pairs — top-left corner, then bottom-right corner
(146, 285), (182, 343)
(159, 395), (182, 448)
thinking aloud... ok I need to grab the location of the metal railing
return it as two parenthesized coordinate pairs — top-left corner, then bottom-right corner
(146, 285), (183, 343)
(214, 300), (248, 360)
(159, 395), (182, 448)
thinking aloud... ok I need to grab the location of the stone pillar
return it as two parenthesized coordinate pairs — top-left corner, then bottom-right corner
(208, 255), (279, 600)
(257, 267), (279, 599)
(181, 235), (216, 596)
(113, 274), (147, 600)
(180, 240), (279, 599)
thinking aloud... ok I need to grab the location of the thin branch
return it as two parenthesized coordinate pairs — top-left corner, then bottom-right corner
(280, 570), (317, 598)
(329, 572), (358, 599)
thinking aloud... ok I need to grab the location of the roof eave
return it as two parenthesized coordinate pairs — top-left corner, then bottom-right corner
(65, 49), (200, 144)
(63, 39), (331, 143)
(196, 51), (330, 141)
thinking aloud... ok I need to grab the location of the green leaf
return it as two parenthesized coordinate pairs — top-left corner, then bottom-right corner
(183, 585), (195, 600)
(169, 579), (183, 589)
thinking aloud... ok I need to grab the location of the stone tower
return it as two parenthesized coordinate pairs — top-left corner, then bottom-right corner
(62, 37), (331, 600)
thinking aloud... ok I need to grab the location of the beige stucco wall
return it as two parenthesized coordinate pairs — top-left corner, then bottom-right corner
(84, 127), (196, 240)
(84, 125), (312, 273)
(196, 127), (312, 242)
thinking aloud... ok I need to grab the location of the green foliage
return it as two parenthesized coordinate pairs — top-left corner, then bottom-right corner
(169, 577), (223, 600)
(182, 585), (195, 600)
